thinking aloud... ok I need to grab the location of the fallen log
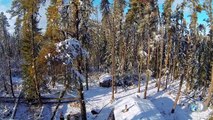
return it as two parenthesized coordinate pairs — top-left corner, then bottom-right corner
(0, 97), (79, 104)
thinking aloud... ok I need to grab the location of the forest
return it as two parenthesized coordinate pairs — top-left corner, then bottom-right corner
(0, 0), (212, 119)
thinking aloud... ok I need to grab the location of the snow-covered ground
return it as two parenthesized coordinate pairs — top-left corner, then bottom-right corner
(114, 95), (164, 120)
(0, 74), (212, 120)
(50, 74), (212, 120)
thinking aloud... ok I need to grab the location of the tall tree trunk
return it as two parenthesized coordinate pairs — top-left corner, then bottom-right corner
(138, 59), (142, 93)
(3, 19), (15, 98)
(171, 72), (185, 113)
(77, 49), (87, 120)
(74, 3), (87, 118)
(3, 77), (8, 94)
(155, 44), (159, 87)
(85, 58), (89, 90)
(171, 56), (176, 82)
(164, 31), (172, 90)
(138, 42), (143, 93)
(8, 58), (15, 98)
(79, 81), (87, 120)
(31, 14), (41, 104)
(120, 38), (126, 77)
(6, 37), (15, 98)
(144, 37), (150, 99)
(111, 31), (116, 101)
(204, 63), (213, 107)
(109, 15), (116, 101)
(157, 40), (164, 92)
(185, 66), (190, 93)
(51, 83), (68, 120)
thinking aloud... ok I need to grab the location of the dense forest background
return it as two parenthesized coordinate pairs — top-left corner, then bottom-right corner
(0, 0), (212, 119)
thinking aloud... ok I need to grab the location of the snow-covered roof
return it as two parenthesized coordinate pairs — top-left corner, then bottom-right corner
(114, 96), (164, 120)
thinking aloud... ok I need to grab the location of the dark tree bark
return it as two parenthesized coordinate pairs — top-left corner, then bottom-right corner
(157, 40), (164, 92)
(144, 37), (150, 99)
(171, 73), (184, 113)
(85, 58), (89, 90)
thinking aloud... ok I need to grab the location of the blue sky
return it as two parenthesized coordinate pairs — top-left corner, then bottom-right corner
(0, 0), (211, 33)
(0, 0), (11, 5)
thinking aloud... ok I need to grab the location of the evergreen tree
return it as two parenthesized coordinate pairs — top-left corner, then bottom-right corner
(79, 0), (93, 90)
(0, 12), (15, 97)
(20, 0), (43, 102)
(163, 0), (174, 90)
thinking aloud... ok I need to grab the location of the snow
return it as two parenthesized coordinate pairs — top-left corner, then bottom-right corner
(12, 77), (22, 84)
(99, 73), (112, 83)
(114, 95), (164, 120)
(1, 73), (213, 120)
(55, 38), (89, 65)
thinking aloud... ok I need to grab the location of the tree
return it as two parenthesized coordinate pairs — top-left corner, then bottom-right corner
(163, 0), (174, 90)
(157, 32), (164, 92)
(68, 0), (88, 119)
(171, 23), (188, 113)
(0, 12), (15, 97)
(138, 0), (158, 99)
(42, 0), (64, 89)
(79, 0), (93, 90)
(51, 38), (88, 120)
(113, 0), (126, 92)
(20, 0), (43, 102)
(205, 62), (213, 106)
(126, 0), (145, 93)
(100, 0), (117, 101)
(203, 0), (213, 106)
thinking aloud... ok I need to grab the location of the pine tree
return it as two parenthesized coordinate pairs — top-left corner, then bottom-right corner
(205, 62), (213, 106)
(79, 0), (93, 90)
(20, 0), (43, 102)
(0, 12), (15, 97)
(69, 1), (87, 119)
(113, 0), (126, 92)
(163, 0), (174, 90)
(171, 17), (188, 113)
(203, 0), (213, 106)
(100, 0), (117, 101)
(41, 0), (63, 88)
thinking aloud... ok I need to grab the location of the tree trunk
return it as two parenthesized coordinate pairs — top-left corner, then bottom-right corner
(109, 16), (116, 102)
(111, 33), (115, 101)
(78, 80), (87, 120)
(3, 18), (15, 98)
(144, 37), (150, 99)
(85, 58), (89, 90)
(6, 38), (15, 98)
(11, 90), (22, 119)
(138, 60), (142, 93)
(204, 63), (213, 107)
(51, 87), (68, 120)
(155, 45), (159, 87)
(138, 38), (143, 93)
(185, 66), (190, 93)
(120, 38), (126, 77)
(164, 31), (172, 90)
(31, 14), (41, 104)
(157, 40), (163, 92)
(8, 58), (15, 98)
(171, 57), (176, 82)
(171, 73), (184, 113)
(3, 77), (8, 94)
